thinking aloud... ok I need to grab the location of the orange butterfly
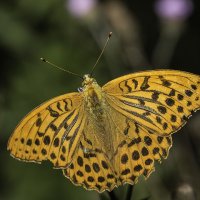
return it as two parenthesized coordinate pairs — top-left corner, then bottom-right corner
(7, 33), (200, 192)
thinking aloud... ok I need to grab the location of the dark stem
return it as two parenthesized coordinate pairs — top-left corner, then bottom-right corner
(99, 191), (118, 200)
(107, 191), (118, 200)
(125, 185), (134, 200)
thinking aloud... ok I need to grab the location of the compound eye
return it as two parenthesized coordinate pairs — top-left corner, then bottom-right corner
(77, 87), (83, 92)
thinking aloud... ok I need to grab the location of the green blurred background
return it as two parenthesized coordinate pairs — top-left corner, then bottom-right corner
(1, 0), (200, 199)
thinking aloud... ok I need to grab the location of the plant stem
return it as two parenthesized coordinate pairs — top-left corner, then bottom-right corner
(125, 185), (134, 200)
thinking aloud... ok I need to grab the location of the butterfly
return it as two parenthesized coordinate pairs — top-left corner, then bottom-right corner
(7, 69), (200, 192)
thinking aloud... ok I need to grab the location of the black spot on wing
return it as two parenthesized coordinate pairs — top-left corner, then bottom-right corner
(141, 147), (149, 156)
(185, 90), (193, 97)
(34, 138), (40, 146)
(134, 165), (143, 172)
(47, 106), (59, 117)
(26, 139), (32, 146)
(36, 118), (42, 127)
(169, 89), (175, 96)
(121, 168), (130, 175)
(93, 163), (100, 173)
(152, 91), (160, 101)
(121, 154), (128, 164)
(53, 138), (60, 147)
(85, 164), (91, 173)
(177, 94), (184, 101)
(124, 80), (132, 92)
(157, 106), (167, 114)
(43, 136), (51, 145)
(165, 98), (175, 106)
(77, 156), (83, 166)
(132, 150), (140, 160)
(56, 102), (63, 111)
(161, 79), (171, 87)
(132, 79), (138, 89)
(191, 84), (197, 90)
(140, 76), (150, 90)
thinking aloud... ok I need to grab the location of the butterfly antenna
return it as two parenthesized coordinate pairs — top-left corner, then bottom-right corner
(90, 32), (112, 76)
(40, 58), (83, 80)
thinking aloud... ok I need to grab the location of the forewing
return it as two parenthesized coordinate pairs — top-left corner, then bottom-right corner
(103, 70), (200, 136)
(7, 92), (86, 168)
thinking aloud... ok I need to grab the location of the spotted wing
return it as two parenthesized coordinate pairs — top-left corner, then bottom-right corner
(63, 145), (118, 192)
(102, 70), (200, 183)
(105, 106), (172, 185)
(7, 92), (86, 168)
(103, 70), (200, 136)
(63, 118), (119, 192)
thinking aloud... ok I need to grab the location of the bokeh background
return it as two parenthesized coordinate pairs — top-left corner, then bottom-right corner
(1, 0), (200, 199)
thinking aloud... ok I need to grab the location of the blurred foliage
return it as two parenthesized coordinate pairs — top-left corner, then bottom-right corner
(1, 0), (200, 200)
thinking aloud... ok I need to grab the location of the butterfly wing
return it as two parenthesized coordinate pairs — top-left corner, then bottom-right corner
(105, 105), (172, 184)
(63, 139), (118, 192)
(102, 70), (200, 183)
(7, 92), (86, 168)
(63, 115), (119, 192)
(103, 70), (200, 135)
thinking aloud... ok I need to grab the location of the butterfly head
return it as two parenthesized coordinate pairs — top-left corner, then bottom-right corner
(82, 74), (103, 107)
(82, 74), (97, 87)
